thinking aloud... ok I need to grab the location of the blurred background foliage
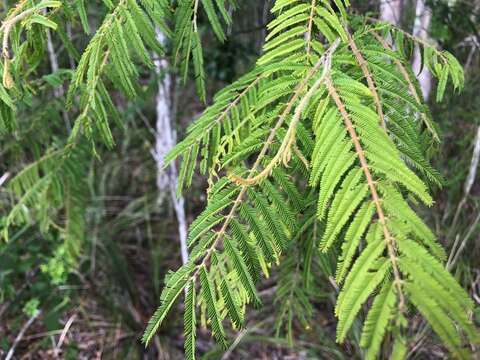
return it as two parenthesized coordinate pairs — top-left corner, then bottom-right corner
(0, 0), (479, 358)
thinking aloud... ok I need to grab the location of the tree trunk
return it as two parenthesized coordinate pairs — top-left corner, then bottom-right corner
(379, 0), (403, 24)
(412, 0), (433, 100)
(154, 30), (188, 265)
(44, 10), (71, 132)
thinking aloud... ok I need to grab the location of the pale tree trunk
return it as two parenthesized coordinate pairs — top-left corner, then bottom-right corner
(153, 30), (188, 265)
(461, 0), (480, 71)
(379, 0), (403, 24)
(412, 0), (433, 100)
(44, 10), (71, 131)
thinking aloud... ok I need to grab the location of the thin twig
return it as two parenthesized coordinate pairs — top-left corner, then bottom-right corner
(1, 7), (35, 56)
(220, 328), (248, 359)
(192, 0), (200, 33)
(447, 212), (480, 271)
(230, 39), (340, 186)
(0, 171), (10, 187)
(54, 313), (76, 352)
(5, 310), (42, 360)
(448, 125), (480, 241)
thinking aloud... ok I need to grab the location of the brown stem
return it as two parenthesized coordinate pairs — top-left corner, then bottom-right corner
(347, 31), (387, 130)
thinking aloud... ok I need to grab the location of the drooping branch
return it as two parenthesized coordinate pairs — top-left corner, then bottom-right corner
(325, 76), (406, 312)
(193, 39), (341, 280)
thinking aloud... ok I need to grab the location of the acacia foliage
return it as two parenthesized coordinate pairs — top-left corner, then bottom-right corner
(144, 1), (478, 359)
(0, 0), (477, 359)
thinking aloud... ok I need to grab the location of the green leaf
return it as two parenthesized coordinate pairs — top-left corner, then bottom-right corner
(199, 266), (228, 349)
(142, 264), (192, 345)
(36, 0), (62, 9)
(220, 276), (244, 329)
(224, 236), (262, 307)
(201, 0), (226, 42)
(405, 282), (467, 358)
(27, 14), (57, 30)
(336, 201), (375, 284)
(436, 69), (448, 102)
(360, 282), (396, 360)
(184, 280), (197, 360)
(75, 0), (90, 33)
